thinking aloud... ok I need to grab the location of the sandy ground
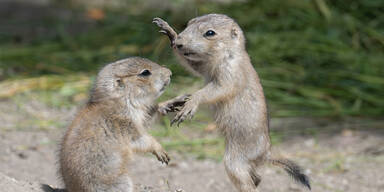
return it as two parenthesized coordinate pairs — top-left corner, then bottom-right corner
(1, 100), (384, 192)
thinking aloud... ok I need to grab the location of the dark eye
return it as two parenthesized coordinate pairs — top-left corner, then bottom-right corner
(204, 30), (216, 37)
(139, 69), (151, 76)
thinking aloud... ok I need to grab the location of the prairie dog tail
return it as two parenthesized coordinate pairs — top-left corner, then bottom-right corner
(269, 158), (311, 190)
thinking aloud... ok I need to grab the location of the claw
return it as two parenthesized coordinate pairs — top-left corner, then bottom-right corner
(153, 150), (170, 165)
(176, 114), (185, 127)
(158, 107), (168, 115)
(173, 106), (182, 112)
(152, 17), (162, 24)
(170, 118), (177, 127)
(162, 153), (170, 165)
(155, 153), (161, 161)
(164, 155), (169, 165)
(152, 17), (178, 47)
(163, 106), (171, 112)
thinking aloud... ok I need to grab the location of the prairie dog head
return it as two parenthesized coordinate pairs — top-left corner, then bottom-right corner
(90, 57), (171, 105)
(175, 14), (245, 62)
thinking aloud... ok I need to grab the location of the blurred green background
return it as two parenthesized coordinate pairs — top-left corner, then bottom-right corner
(0, 0), (383, 159)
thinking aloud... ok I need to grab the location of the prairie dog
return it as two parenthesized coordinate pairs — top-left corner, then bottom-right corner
(153, 14), (311, 191)
(60, 57), (175, 192)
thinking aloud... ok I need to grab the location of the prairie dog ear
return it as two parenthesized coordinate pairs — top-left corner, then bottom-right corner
(115, 78), (125, 88)
(231, 27), (238, 39)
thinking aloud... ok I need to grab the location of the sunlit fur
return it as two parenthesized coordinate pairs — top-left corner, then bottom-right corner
(59, 57), (171, 192)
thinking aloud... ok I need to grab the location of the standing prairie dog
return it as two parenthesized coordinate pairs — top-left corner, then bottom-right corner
(60, 57), (182, 192)
(153, 14), (311, 191)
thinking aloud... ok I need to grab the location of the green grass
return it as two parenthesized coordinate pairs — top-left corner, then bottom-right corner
(1, 0), (383, 117)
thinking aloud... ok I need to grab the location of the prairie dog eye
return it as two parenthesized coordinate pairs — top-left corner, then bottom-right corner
(204, 30), (216, 37)
(139, 69), (151, 76)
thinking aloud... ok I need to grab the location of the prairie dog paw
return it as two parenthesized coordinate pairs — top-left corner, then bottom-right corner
(152, 17), (177, 46)
(158, 94), (191, 115)
(153, 149), (170, 165)
(171, 99), (198, 127)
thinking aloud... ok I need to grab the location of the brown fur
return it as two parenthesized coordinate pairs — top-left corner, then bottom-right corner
(59, 57), (173, 192)
(153, 14), (311, 191)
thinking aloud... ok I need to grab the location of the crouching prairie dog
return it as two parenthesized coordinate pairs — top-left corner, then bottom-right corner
(59, 57), (184, 192)
(153, 14), (311, 191)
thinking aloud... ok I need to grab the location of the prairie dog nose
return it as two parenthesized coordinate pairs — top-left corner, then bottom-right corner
(161, 67), (172, 78)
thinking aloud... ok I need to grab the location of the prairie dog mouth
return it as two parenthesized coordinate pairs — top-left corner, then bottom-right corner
(181, 51), (202, 61)
(159, 79), (170, 92)
(177, 48), (196, 57)
(183, 52), (195, 56)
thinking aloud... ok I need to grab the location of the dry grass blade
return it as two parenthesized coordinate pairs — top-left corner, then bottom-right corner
(0, 75), (91, 99)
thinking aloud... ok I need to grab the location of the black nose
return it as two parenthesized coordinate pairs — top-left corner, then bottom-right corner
(176, 44), (183, 49)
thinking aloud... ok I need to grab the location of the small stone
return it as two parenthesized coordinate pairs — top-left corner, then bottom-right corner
(17, 152), (28, 159)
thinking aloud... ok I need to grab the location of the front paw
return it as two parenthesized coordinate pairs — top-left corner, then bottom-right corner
(171, 100), (198, 127)
(158, 102), (172, 115)
(158, 101), (182, 115)
(153, 149), (170, 165)
(152, 17), (168, 30)
(152, 17), (177, 46)
(158, 95), (191, 115)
